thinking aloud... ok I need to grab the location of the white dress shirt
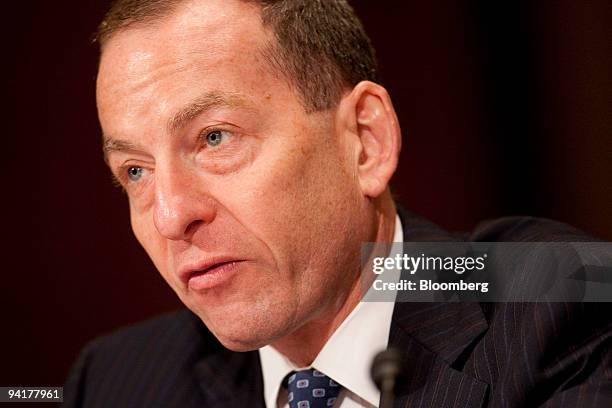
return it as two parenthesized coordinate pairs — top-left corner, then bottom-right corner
(259, 214), (403, 408)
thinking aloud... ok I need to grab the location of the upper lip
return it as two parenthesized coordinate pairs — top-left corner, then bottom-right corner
(178, 256), (244, 284)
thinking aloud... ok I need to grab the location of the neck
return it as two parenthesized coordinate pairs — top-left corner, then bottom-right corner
(270, 193), (397, 366)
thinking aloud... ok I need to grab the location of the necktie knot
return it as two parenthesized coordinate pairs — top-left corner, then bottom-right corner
(284, 368), (342, 408)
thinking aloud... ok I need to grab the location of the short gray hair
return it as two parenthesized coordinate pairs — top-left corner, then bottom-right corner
(96, 0), (379, 112)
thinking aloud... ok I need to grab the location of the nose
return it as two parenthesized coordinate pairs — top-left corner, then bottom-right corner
(152, 164), (216, 241)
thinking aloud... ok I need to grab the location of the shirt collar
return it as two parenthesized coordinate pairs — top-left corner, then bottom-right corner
(259, 214), (403, 408)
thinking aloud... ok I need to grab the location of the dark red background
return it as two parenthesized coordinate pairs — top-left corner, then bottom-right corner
(2, 0), (610, 388)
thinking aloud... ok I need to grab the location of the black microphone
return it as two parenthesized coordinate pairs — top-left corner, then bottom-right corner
(370, 348), (407, 408)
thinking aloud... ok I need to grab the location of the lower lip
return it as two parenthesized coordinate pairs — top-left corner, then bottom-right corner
(187, 261), (243, 291)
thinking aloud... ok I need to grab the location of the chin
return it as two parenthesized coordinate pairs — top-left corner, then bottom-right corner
(185, 283), (301, 351)
(193, 306), (293, 351)
(215, 336), (266, 352)
(206, 323), (280, 352)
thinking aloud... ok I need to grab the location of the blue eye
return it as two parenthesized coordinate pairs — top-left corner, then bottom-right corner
(127, 166), (144, 182)
(205, 130), (226, 147)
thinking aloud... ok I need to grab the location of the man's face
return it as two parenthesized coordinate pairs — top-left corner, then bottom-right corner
(97, 0), (368, 350)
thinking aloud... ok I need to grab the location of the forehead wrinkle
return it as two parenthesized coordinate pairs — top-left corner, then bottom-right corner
(166, 91), (253, 134)
(119, 58), (191, 99)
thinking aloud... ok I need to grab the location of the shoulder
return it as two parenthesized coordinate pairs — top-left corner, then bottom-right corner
(86, 308), (204, 353)
(397, 206), (595, 242)
(469, 215), (595, 242)
(478, 300), (612, 406)
(77, 308), (211, 369)
(63, 309), (215, 407)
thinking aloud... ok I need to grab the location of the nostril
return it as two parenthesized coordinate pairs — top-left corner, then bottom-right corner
(184, 219), (205, 239)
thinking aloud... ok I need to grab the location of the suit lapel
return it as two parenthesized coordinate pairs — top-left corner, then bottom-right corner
(390, 207), (490, 407)
(389, 302), (489, 407)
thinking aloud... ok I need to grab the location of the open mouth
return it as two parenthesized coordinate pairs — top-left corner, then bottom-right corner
(187, 260), (244, 290)
(190, 260), (240, 277)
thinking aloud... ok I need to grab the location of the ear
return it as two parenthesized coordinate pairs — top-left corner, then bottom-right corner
(337, 81), (402, 198)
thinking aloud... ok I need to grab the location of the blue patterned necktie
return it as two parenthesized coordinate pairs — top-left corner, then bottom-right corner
(284, 368), (343, 408)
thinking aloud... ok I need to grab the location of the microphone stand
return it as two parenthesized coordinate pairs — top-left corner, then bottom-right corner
(370, 348), (407, 408)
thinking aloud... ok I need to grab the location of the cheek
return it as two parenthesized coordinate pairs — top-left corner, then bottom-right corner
(129, 202), (170, 276)
(215, 129), (358, 269)
(223, 142), (313, 228)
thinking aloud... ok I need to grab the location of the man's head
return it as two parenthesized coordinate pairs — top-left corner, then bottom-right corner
(97, 0), (401, 352)
(96, 0), (379, 112)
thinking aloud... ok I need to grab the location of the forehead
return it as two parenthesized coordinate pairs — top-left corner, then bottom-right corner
(96, 0), (281, 133)
(99, 0), (268, 79)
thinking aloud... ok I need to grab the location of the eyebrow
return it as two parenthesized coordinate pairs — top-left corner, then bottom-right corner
(167, 91), (251, 134)
(102, 91), (251, 161)
(102, 139), (145, 163)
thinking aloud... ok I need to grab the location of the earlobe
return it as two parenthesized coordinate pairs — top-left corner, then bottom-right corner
(348, 81), (402, 198)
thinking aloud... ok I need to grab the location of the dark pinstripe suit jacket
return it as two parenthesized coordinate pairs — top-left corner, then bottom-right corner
(63, 208), (612, 407)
